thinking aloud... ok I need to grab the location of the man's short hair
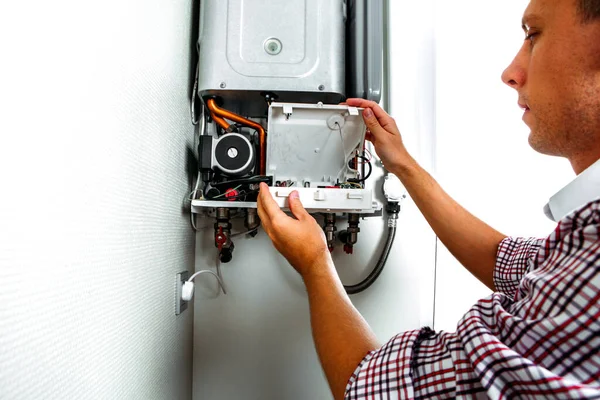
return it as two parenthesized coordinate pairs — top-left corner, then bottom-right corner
(579, 0), (600, 22)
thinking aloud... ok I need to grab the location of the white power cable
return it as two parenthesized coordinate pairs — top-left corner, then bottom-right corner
(181, 252), (227, 301)
(189, 105), (207, 231)
(215, 254), (227, 294)
(335, 122), (348, 181)
(190, 62), (200, 125)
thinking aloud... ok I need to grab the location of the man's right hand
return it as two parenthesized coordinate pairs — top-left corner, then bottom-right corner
(345, 99), (506, 292)
(345, 98), (413, 171)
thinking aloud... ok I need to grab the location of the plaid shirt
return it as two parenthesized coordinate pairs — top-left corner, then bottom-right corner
(345, 198), (600, 399)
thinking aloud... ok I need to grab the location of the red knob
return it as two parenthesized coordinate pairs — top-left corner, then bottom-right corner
(215, 227), (227, 251)
(344, 244), (353, 255)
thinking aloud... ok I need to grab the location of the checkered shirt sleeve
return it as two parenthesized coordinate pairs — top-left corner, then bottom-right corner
(345, 199), (600, 399)
(493, 236), (544, 298)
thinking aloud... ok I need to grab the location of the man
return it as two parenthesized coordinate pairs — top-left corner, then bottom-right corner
(257, 0), (600, 398)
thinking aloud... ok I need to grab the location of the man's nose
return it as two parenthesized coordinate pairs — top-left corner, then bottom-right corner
(501, 45), (527, 90)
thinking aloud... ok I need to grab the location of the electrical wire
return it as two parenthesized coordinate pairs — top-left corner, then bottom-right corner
(211, 185), (243, 199)
(215, 253), (227, 294)
(341, 182), (363, 189)
(189, 98), (207, 231)
(228, 190), (259, 201)
(349, 156), (372, 183)
(209, 189), (260, 202)
(335, 122), (354, 181)
(188, 269), (227, 295)
(191, 212), (199, 232)
(190, 62), (199, 125)
(211, 176), (270, 188)
(336, 122), (346, 162)
(189, 172), (203, 231)
(231, 228), (259, 237)
(189, 173), (203, 201)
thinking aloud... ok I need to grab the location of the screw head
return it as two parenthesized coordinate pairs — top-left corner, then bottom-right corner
(220, 82), (226, 89)
(264, 38), (282, 55)
(227, 147), (239, 159)
(318, 85), (325, 91)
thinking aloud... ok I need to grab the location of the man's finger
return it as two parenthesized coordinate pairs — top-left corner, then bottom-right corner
(346, 98), (397, 130)
(362, 108), (390, 141)
(257, 183), (279, 234)
(258, 183), (286, 219)
(256, 199), (271, 234)
(288, 191), (310, 221)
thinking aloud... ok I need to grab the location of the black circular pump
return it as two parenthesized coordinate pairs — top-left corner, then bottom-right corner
(214, 134), (255, 177)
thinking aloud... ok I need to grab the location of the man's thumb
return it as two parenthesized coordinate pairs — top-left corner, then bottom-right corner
(363, 108), (385, 137)
(288, 191), (309, 220)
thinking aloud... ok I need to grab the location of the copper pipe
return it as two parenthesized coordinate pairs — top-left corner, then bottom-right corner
(206, 98), (267, 175)
(210, 112), (230, 131)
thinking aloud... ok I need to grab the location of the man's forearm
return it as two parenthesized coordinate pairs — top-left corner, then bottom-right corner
(391, 156), (506, 290)
(303, 257), (380, 400)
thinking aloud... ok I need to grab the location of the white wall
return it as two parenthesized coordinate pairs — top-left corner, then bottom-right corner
(433, 0), (574, 331)
(0, 1), (196, 398)
(191, 1), (438, 399)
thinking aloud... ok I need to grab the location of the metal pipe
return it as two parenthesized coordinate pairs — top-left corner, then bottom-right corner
(344, 215), (397, 295)
(206, 99), (267, 175)
(214, 207), (234, 263)
(343, 213), (361, 254)
(210, 112), (230, 131)
(324, 213), (337, 252)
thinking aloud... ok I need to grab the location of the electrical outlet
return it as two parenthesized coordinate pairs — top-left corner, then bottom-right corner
(176, 271), (189, 315)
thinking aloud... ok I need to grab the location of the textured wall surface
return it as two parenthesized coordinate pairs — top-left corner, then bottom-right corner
(191, 1), (438, 398)
(0, 1), (196, 399)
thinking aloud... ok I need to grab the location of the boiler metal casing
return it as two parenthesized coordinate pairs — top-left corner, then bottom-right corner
(197, 0), (347, 116)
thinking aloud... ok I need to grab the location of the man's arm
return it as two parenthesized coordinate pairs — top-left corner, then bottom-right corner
(257, 185), (380, 400)
(305, 258), (380, 400)
(346, 99), (507, 291)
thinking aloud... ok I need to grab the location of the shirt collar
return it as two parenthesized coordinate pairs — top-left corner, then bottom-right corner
(544, 158), (600, 222)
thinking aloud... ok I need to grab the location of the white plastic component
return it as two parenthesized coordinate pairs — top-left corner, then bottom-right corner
(190, 198), (382, 214)
(327, 114), (345, 130)
(176, 271), (189, 315)
(182, 281), (195, 302)
(269, 187), (375, 213)
(383, 174), (407, 202)
(347, 192), (364, 200)
(347, 107), (359, 116)
(266, 102), (367, 185)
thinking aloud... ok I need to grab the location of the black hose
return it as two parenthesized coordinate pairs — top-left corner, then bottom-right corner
(344, 224), (397, 295)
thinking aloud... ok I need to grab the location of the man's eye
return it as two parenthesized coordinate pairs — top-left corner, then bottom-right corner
(525, 32), (539, 45)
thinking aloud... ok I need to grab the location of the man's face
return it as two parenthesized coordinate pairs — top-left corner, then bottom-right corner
(502, 0), (600, 172)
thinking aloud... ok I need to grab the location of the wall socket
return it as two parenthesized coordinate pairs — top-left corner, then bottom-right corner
(176, 271), (189, 315)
